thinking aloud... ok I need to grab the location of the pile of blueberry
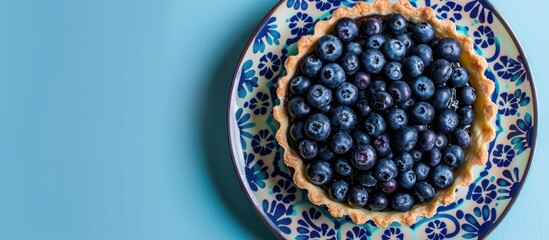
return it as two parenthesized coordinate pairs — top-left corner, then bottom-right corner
(286, 14), (476, 212)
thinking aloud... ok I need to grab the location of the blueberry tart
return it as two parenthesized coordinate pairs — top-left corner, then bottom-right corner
(273, 0), (497, 227)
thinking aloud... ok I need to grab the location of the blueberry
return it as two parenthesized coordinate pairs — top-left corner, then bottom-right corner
(318, 104), (333, 115)
(373, 159), (398, 181)
(335, 18), (360, 42)
(409, 102), (435, 124)
(360, 49), (387, 74)
(413, 124), (428, 133)
(300, 55), (323, 78)
(443, 144), (465, 167)
(451, 128), (471, 148)
(290, 76), (312, 95)
(361, 17), (383, 36)
(330, 106), (358, 132)
(340, 53), (360, 75)
(330, 132), (353, 154)
(304, 113), (331, 141)
(387, 14), (407, 34)
(353, 100), (372, 117)
(345, 42), (363, 55)
(458, 86), (476, 106)
(404, 56), (425, 78)
(434, 133), (448, 150)
(395, 33), (415, 54)
(382, 39), (406, 61)
(288, 97), (311, 119)
(373, 134), (392, 157)
(307, 84), (332, 109)
(388, 81), (412, 105)
(299, 139), (318, 159)
(371, 91), (394, 111)
(398, 169), (417, 189)
(377, 179), (398, 194)
(364, 113), (386, 137)
(306, 160), (333, 185)
(316, 34), (343, 62)
(411, 76), (435, 100)
(418, 129), (436, 152)
(435, 109), (459, 134)
(429, 164), (455, 189)
(290, 122), (305, 142)
(367, 80), (387, 95)
(426, 148), (441, 167)
(393, 126), (418, 152)
(391, 192), (414, 212)
(383, 61), (403, 81)
(358, 171), (378, 187)
(334, 158), (354, 177)
(386, 108), (408, 130)
(347, 187), (369, 208)
(435, 38), (462, 62)
(414, 162), (431, 181)
(318, 144), (336, 161)
(449, 67), (469, 88)
(350, 144), (377, 170)
(329, 180), (350, 202)
(395, 152), (414, 172)
(431, 86), (452, 109)
(353, 130), (370, 145)
(369, 191), (389, 210)
(410, 149), (423, 162)
(457, 106), (474, 126)
(415, 181), (436, 202)
(430, 59), (452, 85)
(353, 72), (371, 90)
(364, 34), (385, 50)
(413, 22), (435, 43)
(413, 44), (434, 66)
(320, 63), (346, 89)
(335, 82), (358, 105)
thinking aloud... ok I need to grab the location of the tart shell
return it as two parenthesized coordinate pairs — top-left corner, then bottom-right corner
(273, 0), (496, 227)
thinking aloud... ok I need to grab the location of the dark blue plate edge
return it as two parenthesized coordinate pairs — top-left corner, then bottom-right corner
(225, 1), (539, 240)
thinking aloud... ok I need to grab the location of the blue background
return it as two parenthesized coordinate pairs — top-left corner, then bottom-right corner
(0, 0), (546, 239)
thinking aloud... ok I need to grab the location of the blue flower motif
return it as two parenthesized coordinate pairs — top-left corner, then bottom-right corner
(492, 144), (515, 167)
(310, 0), (342, 11)
(437, 1), (463, 22)
(251, 129), (275, 155)
(345, 226), (371, 240)
(498, 92), (519, 116)
(262, 199), (293, 234)
(288, 0), (308, 10)
(237, 60), (258, 99)
(494, 55), (527, 86)
(409, 0), (419, 8)
(297, 208), (336, 240)
(464, 0), (494, 23)
(507, 112), (533, 155)
(382, 227), (404, 240)
(273, 179), (297, 204)
(458, 205), (497, 239)
(471, 179), (497, 204)
(473, 25), (495, 48)
(258, 52), (281, 79)
(286, 12), (314, 45)
(244, 152), (268, 191)
(426, 220), (447, 240)
(236, 108), (255, 149)
(497, 167), (520, 200)
(244, 91), (270, 115)
(254, 17), (281, 53)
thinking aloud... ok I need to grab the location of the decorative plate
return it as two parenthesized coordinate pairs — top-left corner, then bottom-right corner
(227, 0), (537, 239)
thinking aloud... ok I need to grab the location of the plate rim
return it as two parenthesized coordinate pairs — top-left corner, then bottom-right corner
(226, 1), (538, 239)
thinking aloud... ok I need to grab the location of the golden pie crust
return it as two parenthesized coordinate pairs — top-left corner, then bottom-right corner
(273, 0), (496, 227)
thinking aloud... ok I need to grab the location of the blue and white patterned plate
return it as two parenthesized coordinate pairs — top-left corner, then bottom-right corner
(227, 0), (537, 239)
